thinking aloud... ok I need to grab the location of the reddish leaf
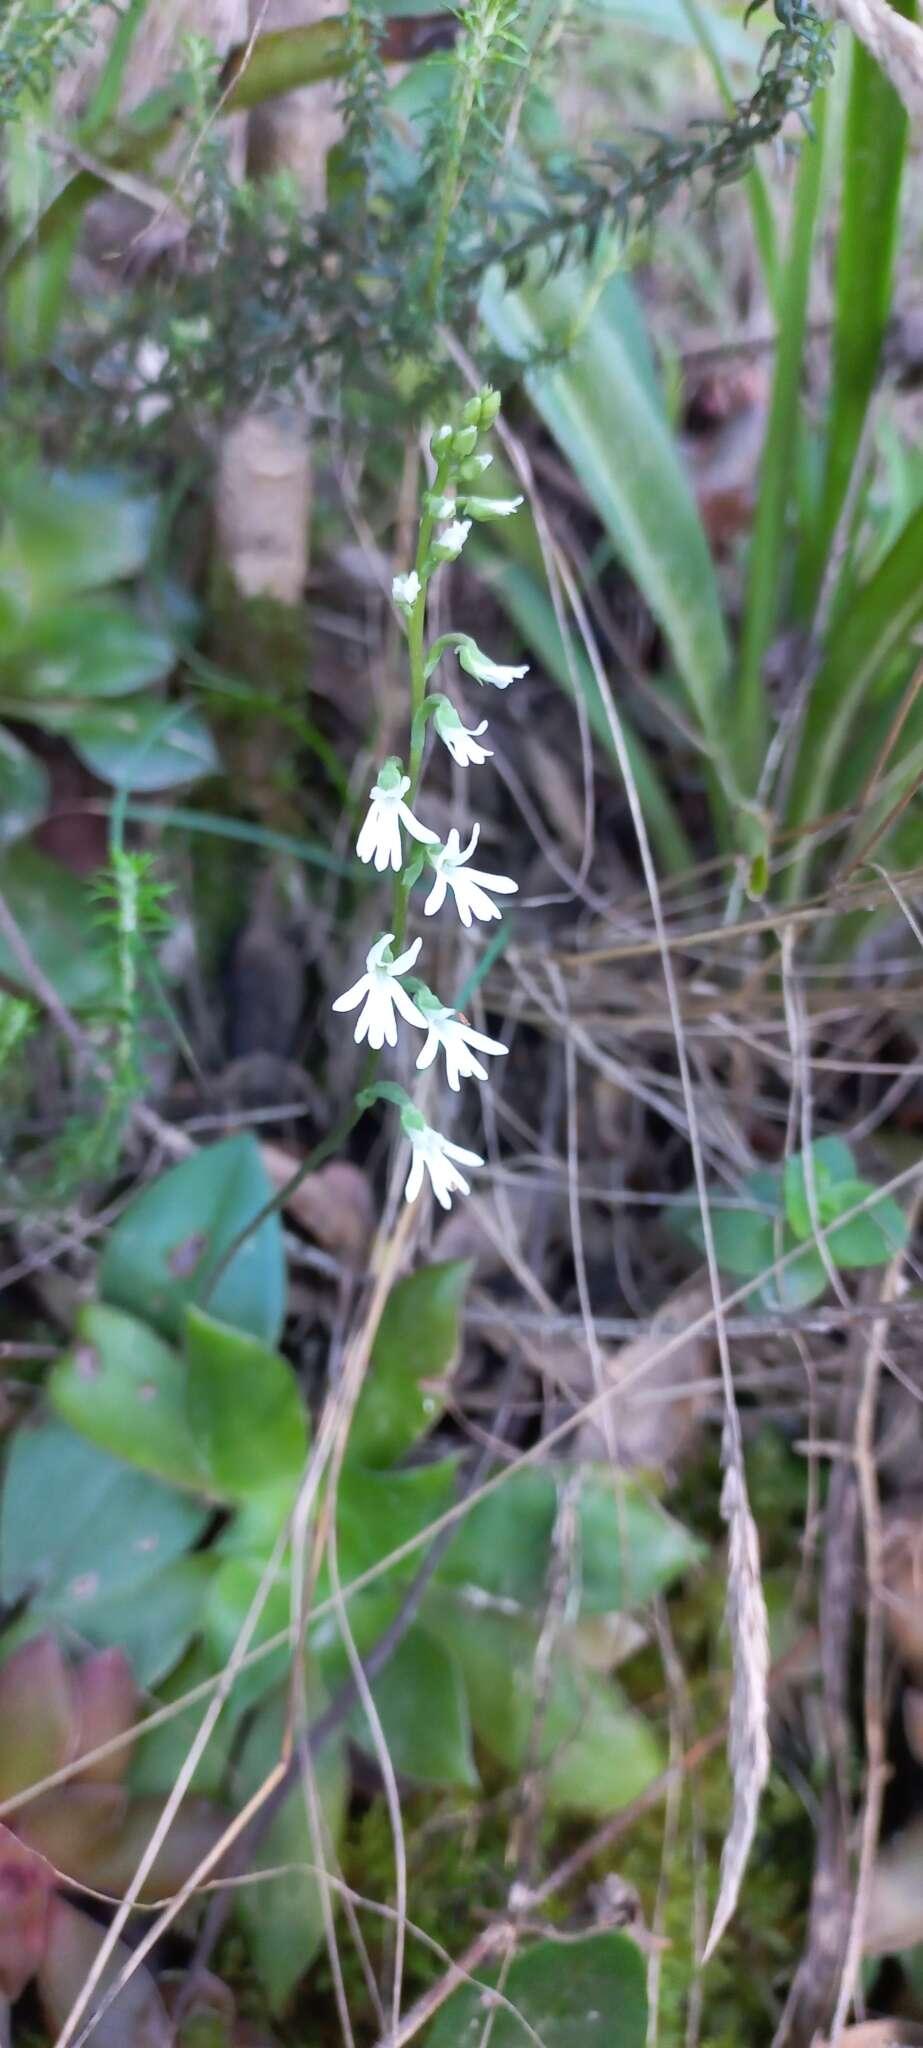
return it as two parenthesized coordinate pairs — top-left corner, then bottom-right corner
(0, 1637), (76, 1801)
(16, 1786), (126, 1882)
(0, 1823), (54, 2000)
(73, 1796), (227, 1901)
(72, 1649), (139, 1784)
(36, 1896), (170, 2046)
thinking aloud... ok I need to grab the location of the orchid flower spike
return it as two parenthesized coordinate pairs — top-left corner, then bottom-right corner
(433, 699), (492, 768)
(457, 639), (529, 689)
(401, 1107), (483, 1209)
(356, 758), (438, 873)
(424, 824), (517, 928)
(332, 934), (426, 1049)
(415, 991), (507, 1092)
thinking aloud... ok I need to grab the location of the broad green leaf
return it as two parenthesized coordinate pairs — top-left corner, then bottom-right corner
(0, 1422), (207, 1612)
(54, 1557), (213, 1689)
(481, 265), (730, 754)
(783, 1138), (856, 1238)
(0, 471), (156, 604)
(782, 1144), (907, 1265)
(757, 1242), (827, 1313)
(348, 1262), (469, 1468)
(50, 1303), (206, 1494)
(319, 1598), (477, 1790)
(336, 1458), (458, 1588)
(233, 1688), (347, 2011)
(438, 1467), (700, 1615)
(824, 1192), (909, 1268)
(203, 1557), (292, 1713)
(0, 847), (117, 1009)
(99, 1134), (286, 1345)
(130, 1646), (234, 1798)
(67, 698), (218, 791)
(9, 604), (174, 702)
(426, 1930), (647, 2048)
(0, 727), (47, 843)
(679, 1201), (777, 1278)
(428, 1595), (662, 1817)
(185, 1307), (308, 1504)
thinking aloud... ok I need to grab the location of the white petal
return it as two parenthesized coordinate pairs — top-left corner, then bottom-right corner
(460, 1023), (507, 1057)
(332, 973), (370, 1013)
(356, 811), (380, 864)
(416, 1031), (439, 1072)
(443, 1139), (484, 1168)
(390, 935), (423, 976)
(423, 872), (448, 917)
(428, 1158), (455, 1208)
(391, 981), (426, 1029)
(398, 800), (439, 846)
(405, 1150), (426, 1203)
(354, 995), (373, 1045)
(466, 867), (518, 894)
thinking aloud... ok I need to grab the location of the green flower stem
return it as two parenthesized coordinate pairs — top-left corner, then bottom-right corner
(392, 453), (450, 948)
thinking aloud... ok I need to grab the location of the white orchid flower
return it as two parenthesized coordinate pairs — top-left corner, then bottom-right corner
(460, 495), (523, 520)
(415, 994), (507, 1092)
(332, 934), (426, 1050)
(356, 758), (438, 873)
(423, 824), (518, 928)
(392, 570), (420, 610)
(402, 1109), (483, 1209)
(432, 519), (471, 562)
(457, 640), (529, 689)
(433, 699), (492, 768)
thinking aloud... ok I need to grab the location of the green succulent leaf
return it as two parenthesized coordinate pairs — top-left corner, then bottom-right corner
(65, 697), (218, 791)
(348, 1261), (470, 1468)
(99, 1133), (286, 1345)
(426, 1930), (647, 2048)
(0, 1421), (208, 1629)
(233, 1688), (348, 2012)
(437, 1466), (701, 1615)
(0, 847), (118, 1009)
(427, 1594), (663, 1818)
(8, 603), (174, 701)
(0, 725), (48, 843)
(184, 1307), (308, 1506)
(50, 1303), (206, 1494)
(318, 1596), (477, 1791)
(0, 470), (157, 605)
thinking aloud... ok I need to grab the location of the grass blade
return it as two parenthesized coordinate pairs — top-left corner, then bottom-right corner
(734, 92), (828, 793)
(481, 263), (731, 773)
(796, 14), (912, 616)
(783, 499), (923, 899)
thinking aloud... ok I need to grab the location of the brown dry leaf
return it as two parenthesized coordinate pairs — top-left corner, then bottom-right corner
(703, 1451), (771, 1962)
(434, 1187), (540, 1284)
(881, 1508), (923, 1672)
(260, 1146), (373, 1265)
(864, 1820), (923, 1956)
(577, 1276), (713, 1472)
(817, 2028), (923, 2047)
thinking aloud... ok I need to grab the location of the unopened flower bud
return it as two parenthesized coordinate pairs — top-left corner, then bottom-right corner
(451, 425), (479, 459)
